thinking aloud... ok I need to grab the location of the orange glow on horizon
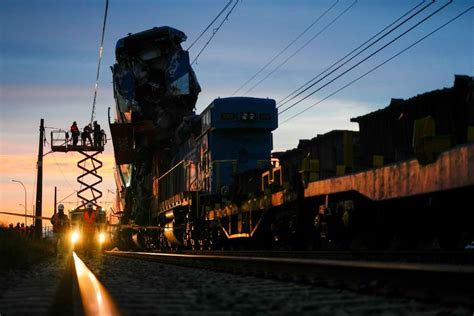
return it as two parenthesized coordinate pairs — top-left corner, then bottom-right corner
(0, 147), (117, 226)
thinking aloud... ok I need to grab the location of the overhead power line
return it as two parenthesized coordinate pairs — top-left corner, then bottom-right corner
(243, 0), (358, 95)
(278, 0), (453, 116)
(51, 152), (76, 192)
(231, 0), (339, 96)
(280, 5), (472, 126)
(187, 0), (233, 51)
(90, 0), (109, 124)
(58, 190), (79, 204)
(191, 0), (240, 65)
(277, 0), (431, 109)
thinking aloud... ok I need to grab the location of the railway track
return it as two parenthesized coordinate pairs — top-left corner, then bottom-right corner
(3, 250), (471, 314)
(157, 249), (474, 264)
(106, 250), (474, 306)
(52, 252), (121, 315)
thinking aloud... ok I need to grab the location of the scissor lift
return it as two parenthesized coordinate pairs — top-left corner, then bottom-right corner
(50, 129), (107, 209)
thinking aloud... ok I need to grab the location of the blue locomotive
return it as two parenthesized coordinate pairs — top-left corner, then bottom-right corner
(158, 97), (277, 247)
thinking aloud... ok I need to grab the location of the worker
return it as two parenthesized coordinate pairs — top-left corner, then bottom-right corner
(93, 121), (102, 147)
(20, 223), (27, 236)
(82, 202), (97, 257)
(82, 124), (93, 146)
(70, 121), (80, 146)
(14, 222), (21, 234)
(51, 204), (70, 256)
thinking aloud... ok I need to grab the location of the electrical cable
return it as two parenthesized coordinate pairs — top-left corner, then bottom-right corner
(58, 190), (79, 204)
(280, 5), (473, 125)
(51, 152), (76, 191)
(187, 0), (233, 51)
(90, 0), (109, 124)
(243, 0), (358, 95)
(277, 0), (430, 108)
(191, 0), (240, 65)
(231, 0), (339, 96)
(279, 0), (453, 116)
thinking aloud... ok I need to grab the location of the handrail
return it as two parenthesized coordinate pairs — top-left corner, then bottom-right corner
(158, 160), (186, 181)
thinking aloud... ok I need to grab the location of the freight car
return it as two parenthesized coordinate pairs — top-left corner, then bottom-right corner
(109, 26), (474, 250)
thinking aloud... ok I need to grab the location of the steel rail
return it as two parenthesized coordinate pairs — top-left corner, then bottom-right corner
(106, 250), (474, 305)
(72, 252), (121, 316)
(149, 249), (474, 264)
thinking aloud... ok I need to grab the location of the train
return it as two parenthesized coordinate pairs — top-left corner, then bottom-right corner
(109, 26), (474, 251)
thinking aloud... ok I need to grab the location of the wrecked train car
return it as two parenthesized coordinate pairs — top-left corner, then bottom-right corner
(109, 26), (201, 236)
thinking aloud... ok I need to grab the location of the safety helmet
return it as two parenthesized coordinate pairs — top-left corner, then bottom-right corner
(58, 204), (65, 211)
(86, 202), (93, 209)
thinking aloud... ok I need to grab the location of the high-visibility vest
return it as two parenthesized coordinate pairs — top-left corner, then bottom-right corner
(83, 211), (97, 232)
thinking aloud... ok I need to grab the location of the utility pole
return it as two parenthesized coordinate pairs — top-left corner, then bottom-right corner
(54, 186), (57, 215)
(35, 118), (44, 238)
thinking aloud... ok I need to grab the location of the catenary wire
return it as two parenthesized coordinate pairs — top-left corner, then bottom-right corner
(90, 0), (109, 124)
(243, 0), (358, 95)
(280, 5), (473, 126)
(187, 0), (233, 51)
(58, 190), (79, 204)
(278, 0), (453, 116)
(231, 0), (339, 96)
(51, 152), (76, 192)
(191, 0), (240, 65)
(277, 0), (430, 108)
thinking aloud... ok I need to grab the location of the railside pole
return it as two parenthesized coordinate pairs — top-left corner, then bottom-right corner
(54, 186), (57, 215)
(35, 119), (44, 238)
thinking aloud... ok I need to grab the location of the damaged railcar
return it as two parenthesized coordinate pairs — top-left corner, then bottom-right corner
(112, 26), (200, 126)
(109, 26), (201, 246)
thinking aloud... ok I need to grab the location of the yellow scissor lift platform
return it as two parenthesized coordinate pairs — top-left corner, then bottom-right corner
(50, 129), (107, 210)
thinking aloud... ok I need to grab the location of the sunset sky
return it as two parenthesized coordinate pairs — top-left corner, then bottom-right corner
(1, 0), (473, 226)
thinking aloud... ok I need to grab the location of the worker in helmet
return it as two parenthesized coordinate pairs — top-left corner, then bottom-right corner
(70, 121), (80, 146)
(81, 123), (93, 146)
(93, 121), (102, 147)
(51, 204), (70, 256)
(82, 202), (97, 257)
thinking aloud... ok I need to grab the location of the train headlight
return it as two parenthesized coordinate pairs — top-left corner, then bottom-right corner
(98, 232), (106, 244)
(71, 231), (80, 244)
